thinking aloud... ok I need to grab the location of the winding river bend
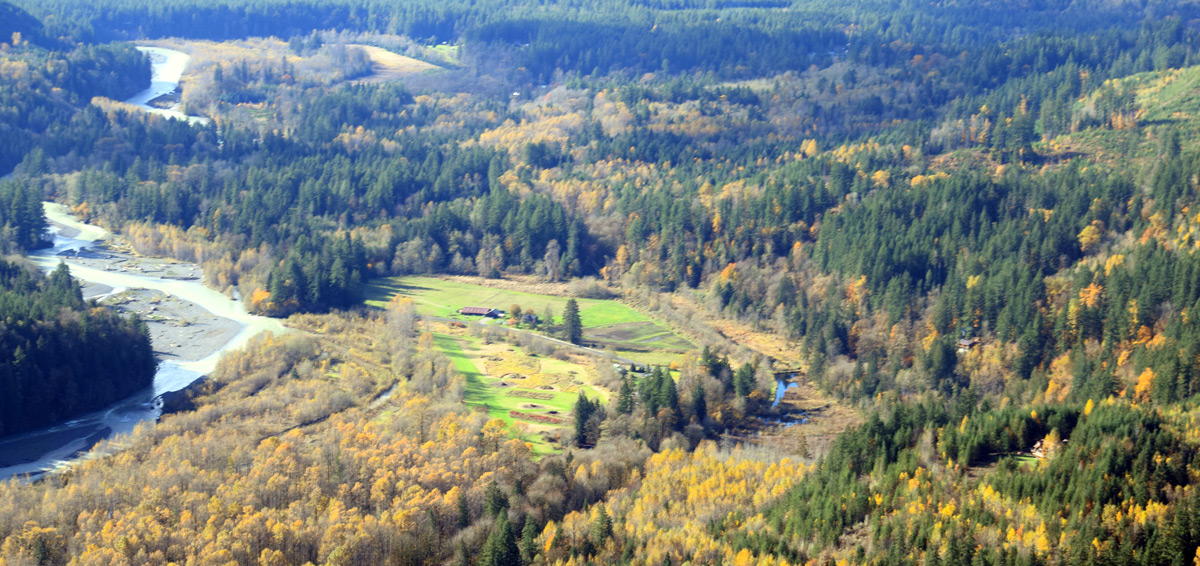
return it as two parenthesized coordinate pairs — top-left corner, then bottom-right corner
(0, 206), (284, 479)
(0, 46), (235, 479)
(125, 46), (210, 125)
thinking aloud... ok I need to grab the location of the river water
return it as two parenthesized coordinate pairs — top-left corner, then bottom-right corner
(773, 376), (798, 408)
(124, 46), (210, 126)
(0, 46), (237, 478)
(0, 205), (284, 479)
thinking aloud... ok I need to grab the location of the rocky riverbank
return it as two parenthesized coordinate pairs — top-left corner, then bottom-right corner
(99, 289), (242, 362)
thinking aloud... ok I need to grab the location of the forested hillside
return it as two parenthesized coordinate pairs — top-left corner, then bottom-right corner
(4, 0), (1200, 564)
(0, 4), (149, 173)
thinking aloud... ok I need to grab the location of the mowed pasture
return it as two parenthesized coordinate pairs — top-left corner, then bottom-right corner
(364, 276), (695, 364)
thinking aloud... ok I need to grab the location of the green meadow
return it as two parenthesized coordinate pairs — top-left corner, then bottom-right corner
(365, 276), (694, 364)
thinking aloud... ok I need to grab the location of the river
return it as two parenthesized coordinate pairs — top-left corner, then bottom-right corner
(0, 45), (237, 478)
(124, 46), (210, 126)
(0, 205), (284, 479)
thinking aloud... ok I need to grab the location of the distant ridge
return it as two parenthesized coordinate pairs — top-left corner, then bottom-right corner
(0, 1), (43, 46)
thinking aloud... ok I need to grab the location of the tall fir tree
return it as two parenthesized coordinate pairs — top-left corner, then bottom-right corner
(616, 376), (634, 415)
(479, 515), (520, 566)
(563, 298), (583, 345)
(734, 362), (755, 398)
(574, 394), (595, 447)
(483, 480), (508, 518)
(520, 517), (539, 564)
(689, 379), (707, 425)
(590, 504), (613, 546)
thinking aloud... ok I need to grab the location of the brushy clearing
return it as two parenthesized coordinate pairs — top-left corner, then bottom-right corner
(432, 328), (608, 454)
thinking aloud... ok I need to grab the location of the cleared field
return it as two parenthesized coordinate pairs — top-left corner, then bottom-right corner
(587, 321), (693, 351)
(1013, 454), (1038, 468)
(365, 275), (642, 325)
(365, 276), (695, 364)
(433, 330), (606, 453)
(431, 44), (460, 64)
(1044, 64), (1200, 167)
(351, 44), (443, 82)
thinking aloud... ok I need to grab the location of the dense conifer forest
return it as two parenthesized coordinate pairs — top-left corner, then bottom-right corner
(5, 0), (1200, 564)
(0, 260), (156, 436)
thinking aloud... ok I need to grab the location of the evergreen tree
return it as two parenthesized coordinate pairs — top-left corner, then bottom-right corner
(590, 504), (613, 546)
(483, 480), (508, 518)
(479, 515), (520, 566)
(454, 540), (470, 566)
(658, 374), (680, 416)
(734, 362), (755, 398)
(563, 298), (583, 345)
(616, 376), (634, 415)
(520, 517), (539, 564)
(457, 489), (470, 528)
(574, 394), (596, 447)
(689, 379), (707, 424)
(657, 373), (682, 431)
(641, 367), (666, 414)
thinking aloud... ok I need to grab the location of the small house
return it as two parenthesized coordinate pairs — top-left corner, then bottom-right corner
(521, 314), (540, 325)
(956, 338), (982, 353)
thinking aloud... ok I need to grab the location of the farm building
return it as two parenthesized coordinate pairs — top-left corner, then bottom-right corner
(459, 306), (500, 318)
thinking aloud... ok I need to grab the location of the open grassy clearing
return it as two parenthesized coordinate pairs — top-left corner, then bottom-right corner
(431, 325), (608, 453)
(364, 275), (644, 325)
(1132, 66), (1200, 126)
(350, 44), (443, 82)
(1013, 454), (1039, 468)
(431, 44), (460, 64)
(586, 321), (693, 351)
(1044, 64), (1200, 166)
(364, 275), (695, 364)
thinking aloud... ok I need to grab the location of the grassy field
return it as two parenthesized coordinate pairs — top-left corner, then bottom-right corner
(364, 275), (694, 364)
(431, 44), (460, 65)
(1013, 454), (1039, 468)
(351, 44), (443, 82)
(364, 276), (641, 325)
(367, 276), (699, 449)
(1132, 66), (1200, 126)
(433, 330), (606, 453)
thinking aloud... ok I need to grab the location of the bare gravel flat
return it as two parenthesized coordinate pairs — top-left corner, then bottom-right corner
(99, 288), (243, 362)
